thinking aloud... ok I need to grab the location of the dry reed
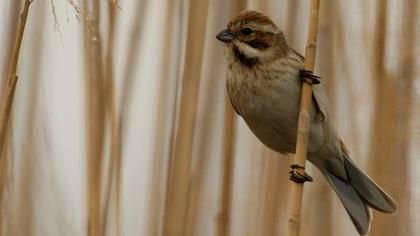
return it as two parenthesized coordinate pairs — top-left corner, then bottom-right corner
(217, 0), (245, 222)
(101, 1), (120, 235)
(369, 0), (416, 235)
(300, 1), (335, 234)
(145, 2), (175, 233)
(1, 1), (21, 95)
(161, 0), (209, 234)
(0, 0), (33, 162)
(184, 2), (245, 235)
(82, 0), (105, 235)
(368, 1), (395, 235)
(0, 1), (418, 236)
(393, 1), (417, 233)
(7, 3), (46, 235)
(217, 102), (237, 236)
(0, 2), (22, 234)
(287, 0), (321, 235)
(0, 1), (34, 233)
(285, 0), (299, 45)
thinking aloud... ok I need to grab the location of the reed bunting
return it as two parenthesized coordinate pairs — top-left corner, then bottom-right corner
(216, 10), (397, 235)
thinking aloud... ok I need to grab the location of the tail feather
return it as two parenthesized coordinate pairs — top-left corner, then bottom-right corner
(343, 155), (398, 213)
(324, 171), (371, 235)
(323, 154), (398, 235)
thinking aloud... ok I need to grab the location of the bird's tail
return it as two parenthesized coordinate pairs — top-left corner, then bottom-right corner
(323, 154), (398, 235)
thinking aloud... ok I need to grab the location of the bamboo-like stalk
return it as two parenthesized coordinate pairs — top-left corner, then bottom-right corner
(146, 1), (175, 235)
(0, 0), (33, 161)
(114, 6), (149, 233)
(367, 1), (393, 234)
(1, 1), (21, 96)
(217, 86), (239, 236)
(286, 0), (299, 46)
(184, 2), (246, 234)
(245, 145), (265, 235)
(300, 0), (335, 234)
(394, 1), (417, 234)
(9, 4), (45, 235)
(287, 0), (321, 235)
(217, 98), (238, 236)
(272, 156), (293, 235)
(11, 51), (40, 236)
(83, 0), (105, 235)
(0, 2), (32, 228)
(259, 150), (284, 236)
(333, 2), (363, 161)
(101, 1), (119, 235)
(369, 0), (416, 234)
(161, 0), (209, 234)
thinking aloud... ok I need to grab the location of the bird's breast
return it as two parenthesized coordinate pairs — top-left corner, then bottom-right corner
(227, 61), (301, 118)
(226, 61), (302, 153)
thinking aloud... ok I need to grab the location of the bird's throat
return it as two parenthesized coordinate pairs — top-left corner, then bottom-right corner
(233, 46), (258, 67)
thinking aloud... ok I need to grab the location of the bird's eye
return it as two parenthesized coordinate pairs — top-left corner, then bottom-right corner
(241, 28), (253, 35)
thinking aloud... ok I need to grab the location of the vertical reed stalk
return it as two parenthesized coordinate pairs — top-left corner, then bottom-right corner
(111, 1), (149, 235)
(101, 1), (119, 235)
(217, 102), (235, 236)
(217, 100), (238, 236)
(286, 0), (299, 45)
(216, 2), (247, 235)
(1, 0), (21, 95)
(161, 0), (209, 234)
(0, 2), (33, 231)
(83, 0), (105, 235)
(0, 3), (21, 233)
(369, 0), (416, 234)
(394, 1), (417, 234)
(0, 0), (33, 161)
(287, 0), (321, 235)
(115, 8), (149, 233)
(367, 1), (394, 235)
(145, 1), (178, 235)
(300, 0), (335, 234)
(260, 151), (284, 236)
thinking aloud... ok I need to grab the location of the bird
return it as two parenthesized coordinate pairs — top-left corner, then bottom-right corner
(216, 10), (397, 235)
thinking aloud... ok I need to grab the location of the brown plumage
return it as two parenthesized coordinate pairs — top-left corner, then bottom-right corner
(216, 10), (397, 235)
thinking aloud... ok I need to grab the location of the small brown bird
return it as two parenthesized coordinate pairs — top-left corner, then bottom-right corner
(216, 10), (397, 235)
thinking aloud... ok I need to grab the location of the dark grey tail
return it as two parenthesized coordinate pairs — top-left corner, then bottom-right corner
(324, 171), (371, 235)
(343, 155), (398, 213)
(323, 155), (398, 235)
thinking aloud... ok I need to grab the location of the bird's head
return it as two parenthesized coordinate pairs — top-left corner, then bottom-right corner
(216, 10), (288, 66)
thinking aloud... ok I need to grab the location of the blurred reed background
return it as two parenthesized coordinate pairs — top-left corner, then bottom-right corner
(0, 0), (419, 235)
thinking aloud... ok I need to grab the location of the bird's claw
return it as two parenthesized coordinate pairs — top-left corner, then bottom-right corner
(289, 164), (313, 183)
(299, 69), (321, 85)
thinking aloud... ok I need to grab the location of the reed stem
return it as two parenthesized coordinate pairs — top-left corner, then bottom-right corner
(287, 0), (321, 235)
(0, 0), (33, 160)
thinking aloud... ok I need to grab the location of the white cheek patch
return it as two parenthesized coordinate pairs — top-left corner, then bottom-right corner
(234, 40), (278, 63)
(234, 40), (263, 58)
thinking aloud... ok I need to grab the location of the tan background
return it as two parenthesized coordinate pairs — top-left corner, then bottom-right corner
(0, 0), (419, 235)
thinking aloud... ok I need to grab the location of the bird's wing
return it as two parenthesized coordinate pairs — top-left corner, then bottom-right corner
(289, 48), (347, 177)
(312, 84), (329, 122)
(307, 83), (333, 153)
(311, 85), (349, 179)
(288, 47), (329, 151)
(288, 47), (327, 121)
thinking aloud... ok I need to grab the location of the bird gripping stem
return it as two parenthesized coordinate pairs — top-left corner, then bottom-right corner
(287, 0), (321, 236)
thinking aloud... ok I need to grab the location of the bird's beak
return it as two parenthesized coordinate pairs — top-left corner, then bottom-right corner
(216, 29), (234, 43)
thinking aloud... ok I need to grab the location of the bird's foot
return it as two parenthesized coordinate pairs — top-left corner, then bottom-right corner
(299, 69), (321, 85)
(289, 164), (313, 184)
